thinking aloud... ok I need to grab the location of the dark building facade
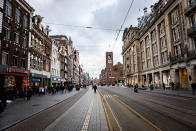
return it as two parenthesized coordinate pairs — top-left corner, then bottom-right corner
(0, 0), (34, 95)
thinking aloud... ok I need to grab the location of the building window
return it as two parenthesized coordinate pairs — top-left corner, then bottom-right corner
(161, 51), (168, 64)
(15, 8), (21, 23)
(140, 41), (144, 51)
(174, 44), (182, 56)
(142, 61), (145, 70)
(190, 14), (195, 26)
(5, 0), (12, 17)
(160, 21), (165, 35)
(172, 26), (181, 42)
(13, 52), (18, 66)
(171, 9), (179, 25)
(14, 29), (19, 43)
(188, 0), (194, 6)
(146, 47), (150, 58)
(21, 55), (26, 68)
(141, 52), (145, 60)
(31, 35), (35, 47)
(147, 59), (151, 68)
(153, 56), (159, 66)
(152, 43), (158, 54)
(2, 49), (9, 65)
(23, 15), (28, 29)
(4, 23), (11, 40)
(145, 36), (150, 46)
(194, 38), (196, 49)
(160, 36), (167, 49)
(23, 36), (26, 48)
(151, 30), (156, 41)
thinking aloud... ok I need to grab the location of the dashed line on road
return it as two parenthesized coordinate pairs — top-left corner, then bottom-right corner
(81, 93), (95, 131)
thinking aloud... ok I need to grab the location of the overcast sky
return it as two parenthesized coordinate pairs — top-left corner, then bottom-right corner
(28, 0), (158, 78)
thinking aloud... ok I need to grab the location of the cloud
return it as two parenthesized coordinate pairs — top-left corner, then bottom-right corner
(28, 0), (158, 78)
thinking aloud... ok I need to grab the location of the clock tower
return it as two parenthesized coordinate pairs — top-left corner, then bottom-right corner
(106, 52), (113, 68)
(106, 52), (113, 85)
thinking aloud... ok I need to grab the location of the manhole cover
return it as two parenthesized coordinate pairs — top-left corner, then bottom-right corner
(32, 104), (40, 107)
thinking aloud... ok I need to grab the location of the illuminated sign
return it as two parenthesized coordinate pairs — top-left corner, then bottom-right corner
(7, 68), (29, 74)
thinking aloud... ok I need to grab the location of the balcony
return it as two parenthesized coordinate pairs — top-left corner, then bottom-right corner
(188, 50), (196, 60)
(184, 0), (196, 16)
(187, 24), (196, 37)
(170, 54), (184, 64)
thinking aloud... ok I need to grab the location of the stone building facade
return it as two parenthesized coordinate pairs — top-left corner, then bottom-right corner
(29, 15), (52, 88)
(50, 39), (61, 86)
(122, 0), (196, 90)
(50, 35), (69, 85)
(0, 0), (34, 93)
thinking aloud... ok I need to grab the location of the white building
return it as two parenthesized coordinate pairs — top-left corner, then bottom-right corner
(50, 40), (61, 85)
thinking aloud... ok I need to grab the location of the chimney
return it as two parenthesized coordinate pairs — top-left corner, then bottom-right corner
(143, 7), (148, 15)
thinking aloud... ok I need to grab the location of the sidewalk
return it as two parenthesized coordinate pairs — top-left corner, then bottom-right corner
(45, 87), (108, 131)
(143, 88), (196, 98)
(0, 89), (83, 129)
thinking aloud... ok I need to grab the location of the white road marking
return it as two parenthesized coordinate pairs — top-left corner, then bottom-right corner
(81, 94), (95, 131)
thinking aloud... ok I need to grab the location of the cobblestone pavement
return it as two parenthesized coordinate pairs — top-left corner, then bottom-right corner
(0, 88), (84, 130)
(45, 88), (108, 131)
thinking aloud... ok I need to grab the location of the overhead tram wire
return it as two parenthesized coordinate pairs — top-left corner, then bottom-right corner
(111, 0), (135, 51)
(42, 22), (124, 32)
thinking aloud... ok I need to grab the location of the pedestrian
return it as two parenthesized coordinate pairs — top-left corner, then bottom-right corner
(93, 84), (97, 93)
(27, 87), (32, 101)
(170, 81), (175, 90)
(39, 87), (42, 96)
(1, 87), (7, 108)
(41, 87), (45, 95)
(191, 83), (196, 95)
(162, 83), (165, 90)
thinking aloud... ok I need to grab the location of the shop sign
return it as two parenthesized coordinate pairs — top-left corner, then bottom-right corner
(31, 73), (35, 77)
(7, 68), (29, 74)
(32, 78), (40, 82)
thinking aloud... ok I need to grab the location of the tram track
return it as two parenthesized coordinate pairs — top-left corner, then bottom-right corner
(98, 88), (160, 131)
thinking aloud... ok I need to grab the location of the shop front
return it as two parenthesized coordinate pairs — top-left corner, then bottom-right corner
(0, 66), (30, 98)
(50, 76), (61, 86)
(30, 73), (48, 94)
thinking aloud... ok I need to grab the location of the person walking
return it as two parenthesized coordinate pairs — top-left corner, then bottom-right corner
(1, 87), (7, 108)
(162, 83), (165, 90)
(27, 87), (32, 101)
(93, 85), (97, 93)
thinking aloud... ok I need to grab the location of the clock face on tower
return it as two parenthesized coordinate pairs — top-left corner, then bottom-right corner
(108, 55), (111, 59)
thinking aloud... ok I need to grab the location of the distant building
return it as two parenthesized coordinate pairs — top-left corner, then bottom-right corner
(50, 35), (69, 85)
(122, 0), (196, 89)
(100, 52), (124, 85)
(50, 39), (61, 86)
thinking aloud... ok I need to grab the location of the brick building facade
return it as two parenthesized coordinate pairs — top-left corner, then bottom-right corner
(0, 0), (34, 95)
(100, 52), (124, 85)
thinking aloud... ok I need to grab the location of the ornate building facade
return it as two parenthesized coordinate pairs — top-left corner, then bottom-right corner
(122, 0), (196, 89)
